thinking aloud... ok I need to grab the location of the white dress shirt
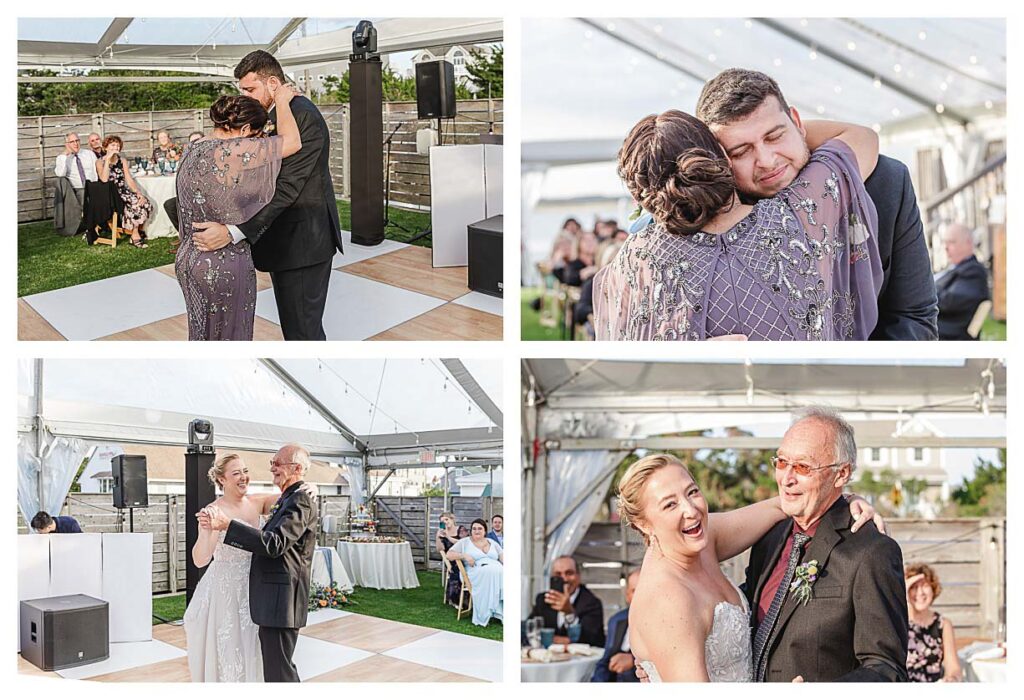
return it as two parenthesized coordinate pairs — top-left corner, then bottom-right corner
(54, 149), (99, 189)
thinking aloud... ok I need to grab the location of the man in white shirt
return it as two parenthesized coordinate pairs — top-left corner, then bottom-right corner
(53, 132), (98, 235)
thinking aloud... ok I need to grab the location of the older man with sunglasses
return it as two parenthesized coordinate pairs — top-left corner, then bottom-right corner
(742, 406), (908, 682)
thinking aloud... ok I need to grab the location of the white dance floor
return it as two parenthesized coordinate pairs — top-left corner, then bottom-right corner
(21, 230), (502, 341)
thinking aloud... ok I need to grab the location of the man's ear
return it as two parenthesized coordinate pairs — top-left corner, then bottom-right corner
(266, 75), (281, 91)
(834, 464), (852, 489)
(789, 106), (806, 138)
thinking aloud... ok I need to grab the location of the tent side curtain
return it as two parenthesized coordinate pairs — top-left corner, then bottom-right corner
(26, 398), (361, 458)
(17, 430), (89, 526)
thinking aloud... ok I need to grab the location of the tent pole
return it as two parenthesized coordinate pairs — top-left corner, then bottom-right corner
(33, 359), (45, 513)
(443, 466), (449, 512)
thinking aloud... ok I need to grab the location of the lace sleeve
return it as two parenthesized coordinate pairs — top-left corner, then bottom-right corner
(783, 139), (884, 339)
(211, 136), (284, 225)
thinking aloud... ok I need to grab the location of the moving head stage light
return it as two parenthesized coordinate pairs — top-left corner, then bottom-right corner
(185, 418), (216, 603)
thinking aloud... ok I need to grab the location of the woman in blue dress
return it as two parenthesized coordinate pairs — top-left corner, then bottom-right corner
(446, 518), (503, 627)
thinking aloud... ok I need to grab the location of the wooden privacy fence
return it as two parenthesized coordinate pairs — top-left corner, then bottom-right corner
(17, 99), (503, 224)
(17, 493), (503, 595)
(573, 517), (1006, 639)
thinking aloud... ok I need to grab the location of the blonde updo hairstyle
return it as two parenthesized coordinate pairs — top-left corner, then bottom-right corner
(618, 110), (736, 237)
(617, 453), (690, 546)
(208, 453), (242, 490)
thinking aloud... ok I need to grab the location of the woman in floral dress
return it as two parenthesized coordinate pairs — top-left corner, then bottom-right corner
(906, 563), (962, 682)
(97, 135), (153, 248)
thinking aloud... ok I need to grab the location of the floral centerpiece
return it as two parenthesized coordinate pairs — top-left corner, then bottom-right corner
(308, 581), (354, 611)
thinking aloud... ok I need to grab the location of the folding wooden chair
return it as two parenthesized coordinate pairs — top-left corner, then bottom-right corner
(454, 559), (474, 621)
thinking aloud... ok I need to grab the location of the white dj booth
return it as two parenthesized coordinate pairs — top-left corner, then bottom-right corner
(18, 533), (153, 644)
(429, 143), (503, 268)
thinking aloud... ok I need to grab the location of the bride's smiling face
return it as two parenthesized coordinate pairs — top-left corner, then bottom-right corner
(220, 459), (250, 496)
(639, 463), (709, 555)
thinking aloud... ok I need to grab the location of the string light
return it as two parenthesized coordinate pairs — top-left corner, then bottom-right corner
(846, 41), (856, 51)
(873, 77), (882, 89)
(893, 63), (902, 73)
(935, 104), (945, 114)
(817, 105), (826, 114)
(918, 31), (927, 41)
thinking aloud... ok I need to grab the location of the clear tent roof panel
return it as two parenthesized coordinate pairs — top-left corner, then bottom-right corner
(523, 17), (1005, 142)
(275, 359), (502, 437)
(20, 18), (294, 47)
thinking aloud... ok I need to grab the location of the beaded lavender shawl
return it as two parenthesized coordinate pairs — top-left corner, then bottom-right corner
(594, 140), (883, 341)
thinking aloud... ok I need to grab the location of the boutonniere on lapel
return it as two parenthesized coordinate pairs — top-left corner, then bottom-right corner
(268, 500), (282, 518)
(263, 122), (276, 136)
(790, 560), (820, 605)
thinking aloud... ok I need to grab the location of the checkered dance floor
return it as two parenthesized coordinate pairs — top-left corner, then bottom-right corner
(19, 231), (503, 341)
(18, 610), (502, 682)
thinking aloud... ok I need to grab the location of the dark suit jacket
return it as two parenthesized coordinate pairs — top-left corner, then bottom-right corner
(864, 156), (938, 340)
(53, 515), (83, 533)
(936, 255), (989, 340)
(239, 97), (343, 272)
(744, 497), (908, 682)
(591, 607), (638, 682)
(529, 584), (605, 648)
(224, 481), (318, 629)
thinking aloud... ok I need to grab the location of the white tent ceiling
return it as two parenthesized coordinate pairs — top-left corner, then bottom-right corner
(17, 17), (503, 75)
(18, 358), (503, 460)
(523, 17), (1005, 146)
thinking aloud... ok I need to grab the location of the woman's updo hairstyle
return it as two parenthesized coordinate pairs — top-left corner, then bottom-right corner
(618, 110), (736, 236)
(209, 95), (269, 134)
(617, 453), (689, 545)
(208, 453), (242, 489)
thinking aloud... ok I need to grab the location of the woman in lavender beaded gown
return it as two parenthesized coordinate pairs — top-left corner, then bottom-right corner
(174, 86), (301, 340)
(183, 454), (315, 681)
(593, 110), (883, 341)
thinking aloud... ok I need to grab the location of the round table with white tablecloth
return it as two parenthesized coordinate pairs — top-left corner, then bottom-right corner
(335, 540), (419, 590)
(311, 546), (353, 593)
(134, 174), (178, 238)
(958, 642), (1007, 682)
(521, 654), (601, 682)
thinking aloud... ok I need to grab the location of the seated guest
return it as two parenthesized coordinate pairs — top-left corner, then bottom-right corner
(457, 524), (469, 538)
(906, 563), (962, 682)
(486, 514), (503, 546)
(436, 512), (462, 604)
(30, 511), (82, 533)
(574, 240), (623, 335)
(88, 132), (106, 159)
(188, 130), (205, 144)
(98, 135), (153, 248)
(935, 223), (989, 340)
(554, 232), (599, 287)
(152, 130), (180, 161)
(53, 132), (98, 236)
(529, 555), (605, 647)
(446, 518), (503, 627)
(592, 569), (641, 682)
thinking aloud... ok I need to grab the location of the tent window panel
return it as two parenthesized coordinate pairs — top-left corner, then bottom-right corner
(915, 148), (948, 201)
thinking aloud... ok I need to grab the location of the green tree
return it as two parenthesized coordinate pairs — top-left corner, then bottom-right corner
(18, 70), (231, 116)
(953, 450), (1006, 517)
(465, 46), (503, 98)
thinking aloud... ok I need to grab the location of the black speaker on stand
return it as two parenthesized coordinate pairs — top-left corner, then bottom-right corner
(112, 454), (148, 532)
(185, 419), (216, 605)
(349, 20), (385, 246)
(415, 60), (456, 120)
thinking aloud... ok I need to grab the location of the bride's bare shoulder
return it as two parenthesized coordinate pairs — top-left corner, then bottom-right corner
(632, 570), (699, 619)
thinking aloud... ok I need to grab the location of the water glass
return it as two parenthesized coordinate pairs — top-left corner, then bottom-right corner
(567, 622), (581, 643)
(540, 627), (555, 648)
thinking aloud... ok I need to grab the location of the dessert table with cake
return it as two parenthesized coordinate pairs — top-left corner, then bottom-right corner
(335, 504), (419, 590)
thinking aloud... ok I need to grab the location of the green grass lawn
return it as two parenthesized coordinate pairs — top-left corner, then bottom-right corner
(981, 317), (1007, 341)
(150, 570), (500, 641)
(18, 200), (432, 298)
(521, 287), (561, 341)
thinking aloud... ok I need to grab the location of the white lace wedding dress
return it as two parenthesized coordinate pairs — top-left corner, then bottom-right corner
(638, 582), (753, 682)
(183, 531), (264, 681)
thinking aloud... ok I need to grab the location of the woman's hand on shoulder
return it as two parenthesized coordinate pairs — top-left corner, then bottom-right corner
(274, 83), (299, 106)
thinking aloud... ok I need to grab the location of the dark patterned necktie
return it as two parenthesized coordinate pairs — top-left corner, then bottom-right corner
(73, 153), (86, 185)
(753, 531), (811, 681)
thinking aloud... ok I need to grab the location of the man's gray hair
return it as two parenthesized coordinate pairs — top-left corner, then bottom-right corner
(791, 405), (858, 475)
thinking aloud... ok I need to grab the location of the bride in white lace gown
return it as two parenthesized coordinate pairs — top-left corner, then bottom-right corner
(616, 454), (879, 682)
(183, 454), (311, 682)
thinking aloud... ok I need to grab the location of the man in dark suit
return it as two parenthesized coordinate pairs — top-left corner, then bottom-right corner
(193, 50), (344, 340)
(528, 555), (605, 648)
(744, 407), (908, 682)
(592, 568), (640, 682)
(695, 68), (938, 340)
(934, 222), (990, 340)
(30, 511), (83, 533)
(205, 444), (319, 682)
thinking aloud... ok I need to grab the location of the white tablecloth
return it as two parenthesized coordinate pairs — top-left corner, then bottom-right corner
(521, 655), (600, 682)
(335, 541), (419, 590)
(135, 175), (177, 238)
(959, 642), (1007, 682)
(311, 546), (353, 593)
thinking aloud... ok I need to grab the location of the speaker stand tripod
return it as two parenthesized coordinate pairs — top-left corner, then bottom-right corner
(383, 119), (432, 244)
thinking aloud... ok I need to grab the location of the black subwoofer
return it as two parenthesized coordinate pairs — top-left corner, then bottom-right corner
(112, 454), (148, 508)
(468, 215), (503, 298)
(416, 61), (456, 119)
(20, 595), (109, 671)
